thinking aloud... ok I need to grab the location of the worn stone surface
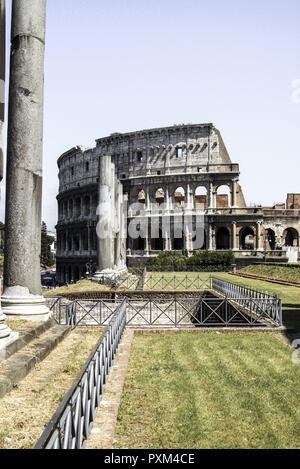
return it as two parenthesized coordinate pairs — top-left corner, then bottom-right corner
(3, 0), (49, 317)
(0, 323), (71, 399)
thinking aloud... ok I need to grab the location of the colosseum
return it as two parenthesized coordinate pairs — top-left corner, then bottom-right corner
(56, 123), (300, 284)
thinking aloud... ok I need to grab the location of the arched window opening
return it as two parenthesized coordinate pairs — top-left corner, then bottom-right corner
(174, 232), (185, 251)
(74, 233), (80, 252)
(155, 188), (165, 206)
(284, 228), (299, 247)
(74, 266), (80, 283)
(174, 187), (185, 209)
(75, 198), (81, 217)
(151, 228), (164, 251)
(240, 227), (255, 250)
(195, 186), (208, 209)
(192, 227), (206, 250)
(216, 185), (230, 208)
(83, 196), (90, 217)
(82, 230), (88, 251)
(216, 227), (230, 250)
(69, 200), (73, 218)
(266, 229), (276, 250)
(137, 189), (146, 206)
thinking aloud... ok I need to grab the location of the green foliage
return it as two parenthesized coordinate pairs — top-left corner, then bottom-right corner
(146, 250), (235, 272)
(41, 221), (55, 268)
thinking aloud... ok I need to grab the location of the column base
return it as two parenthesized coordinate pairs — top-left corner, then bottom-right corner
(0, 313), (12, 340)
(93, 266), (128, 283)
(2, 287), (51, 322)
(0, 331), (20, 363)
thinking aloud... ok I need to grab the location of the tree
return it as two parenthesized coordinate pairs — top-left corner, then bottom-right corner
(41, 221), (55, 268)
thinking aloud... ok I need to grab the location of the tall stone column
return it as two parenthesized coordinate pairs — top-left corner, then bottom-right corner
(0, 0), (13, 342)
(96, 155), (114, 273)
(2, 0), (50, 320)
(0, 0), (4, 179)
(232, 221), (238, 250)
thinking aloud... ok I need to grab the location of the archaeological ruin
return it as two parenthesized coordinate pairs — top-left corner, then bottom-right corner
(56, 123), (300, 284)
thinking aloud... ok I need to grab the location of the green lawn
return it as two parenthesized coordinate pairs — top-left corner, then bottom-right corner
(240, 264), (300, 284)
(114, 332), (300, 449)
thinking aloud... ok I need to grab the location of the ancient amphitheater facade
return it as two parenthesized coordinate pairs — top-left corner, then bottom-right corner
(56, 123), (300, 284)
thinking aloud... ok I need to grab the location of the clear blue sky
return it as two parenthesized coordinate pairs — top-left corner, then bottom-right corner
(2, 0), (300, 230)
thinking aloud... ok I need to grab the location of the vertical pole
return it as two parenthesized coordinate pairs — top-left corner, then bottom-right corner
(2, 0), (49, 320)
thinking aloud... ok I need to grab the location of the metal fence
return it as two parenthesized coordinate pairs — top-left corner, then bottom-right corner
(142, 274), (212, 291)
(212, 278), (282, 326)
(46, 277), (282, 328)
(47, 295), (281, 328)
(34, 299), (127, 449)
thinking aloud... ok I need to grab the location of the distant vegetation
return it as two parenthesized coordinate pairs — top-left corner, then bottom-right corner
(146, 250), (235, 272)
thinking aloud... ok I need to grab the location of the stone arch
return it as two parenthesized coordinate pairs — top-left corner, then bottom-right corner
(83, 195), (90, 216)
(283, 228), (299, 247)
(174, 187), (185, 208)
(137, 189), (146, 206)
(194, 186), (208, 209)
(74, 266), (80, 283)
(216, 184), (231, 208)
(151, 228), (163, 251)
(69, 199), (74, 218)
(73, 233), (80, 251)
(64, 200), (69, 219)
(216, 227), (230, 250)
(82, 229), (89, 251)
(266, 228), (276, 250)
(155, 187), (165, 206)
(174, 231), (185, 250)
(63, 232), (67, 251)
(75, 197), (81, 217)
(239, 227), (255, 250)
(68, 265), (73, 283)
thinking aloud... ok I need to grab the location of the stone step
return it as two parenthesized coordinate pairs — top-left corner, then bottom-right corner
(0, 324), (71, 399)
(2, 318), (56, 362)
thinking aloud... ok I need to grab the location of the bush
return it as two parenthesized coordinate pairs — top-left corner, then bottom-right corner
(146, 250), (235, 272)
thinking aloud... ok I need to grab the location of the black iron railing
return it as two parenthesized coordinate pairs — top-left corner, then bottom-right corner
(34, 299), (126, 449)
(212, 278), (282, 326)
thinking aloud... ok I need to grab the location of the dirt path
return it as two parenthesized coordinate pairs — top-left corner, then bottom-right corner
(86, 329), (134, 449)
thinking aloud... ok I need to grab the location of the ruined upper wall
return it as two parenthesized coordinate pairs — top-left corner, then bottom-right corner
(57, 124), (239, 195)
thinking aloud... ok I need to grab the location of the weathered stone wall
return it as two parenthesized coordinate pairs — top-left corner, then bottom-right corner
(56, 124), (300, 283)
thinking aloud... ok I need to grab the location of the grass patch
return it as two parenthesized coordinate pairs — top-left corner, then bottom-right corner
(0, 328), (103, 449)
(44, 279), (112, 296)
(239, 264), (300, 284)
(114, 332), (300, 449)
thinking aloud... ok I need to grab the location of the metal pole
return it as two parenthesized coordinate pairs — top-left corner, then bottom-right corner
(2, 0), (49, 320)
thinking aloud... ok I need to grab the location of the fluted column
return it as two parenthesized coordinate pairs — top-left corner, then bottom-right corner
(2, 0), (49, 321)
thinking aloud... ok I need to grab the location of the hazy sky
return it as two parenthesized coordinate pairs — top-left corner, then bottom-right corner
(2, 0), (300, 230)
